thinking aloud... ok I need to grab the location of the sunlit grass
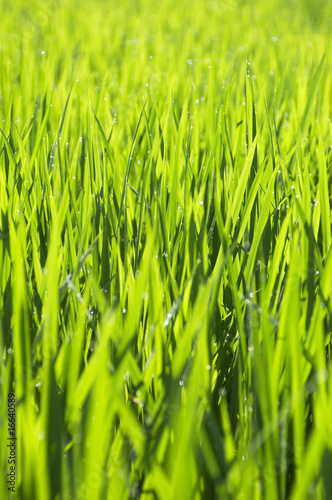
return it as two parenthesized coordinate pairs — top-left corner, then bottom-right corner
(1, 0), (332, 499)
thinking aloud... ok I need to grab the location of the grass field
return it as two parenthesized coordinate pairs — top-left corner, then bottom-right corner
(1, 0), (332, 498)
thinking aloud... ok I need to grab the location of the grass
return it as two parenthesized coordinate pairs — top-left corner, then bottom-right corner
(1, 0), (332, 498)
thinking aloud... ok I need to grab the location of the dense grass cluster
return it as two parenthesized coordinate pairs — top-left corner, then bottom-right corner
(1, 0), (332, 498)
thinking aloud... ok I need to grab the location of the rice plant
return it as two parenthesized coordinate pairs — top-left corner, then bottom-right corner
(1, 0), (332, 499)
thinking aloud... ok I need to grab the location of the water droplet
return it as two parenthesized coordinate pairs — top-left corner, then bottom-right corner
(218, 387), (227, 397)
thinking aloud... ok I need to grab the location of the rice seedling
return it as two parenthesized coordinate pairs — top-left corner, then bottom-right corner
(0, 0), (332, 498)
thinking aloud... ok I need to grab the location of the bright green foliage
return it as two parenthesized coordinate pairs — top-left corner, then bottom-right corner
(1, 0), (332, 499)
